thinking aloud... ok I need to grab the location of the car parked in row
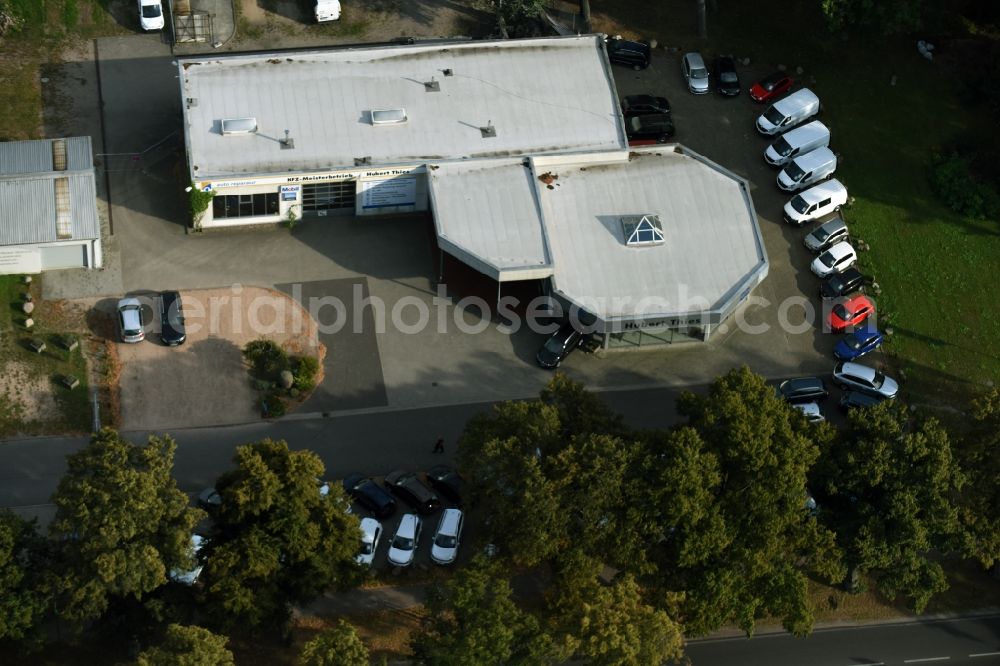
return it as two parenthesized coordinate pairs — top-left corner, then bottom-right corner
(811, 241), (857, 278)
(159, 290), (186, 346)
(607, 38), (651, 70)
(749, 72), (794, 103)
(117, 297), (146, 343)
(425, 465), (464, 506)
(819, 267), (865, 299)
(626, 114), (675, 144)
(621, 94), (671, 117)
(343, 475), (397, 519)
(794, 402), (825, 423)
(777, 377), (829, 403)
(840, 390), (885, 411)
(777, 147), (837, 192)
(384, 470), (442, 514)
(832, 362), (899, 399)
(803, 214), (849, 250)
(138, 0), (165, 31)
(430, 508), (464, 565)
(756, 88), (820, 136)
(356, 517), (382, 567)
(828, 294), (874, 333)
(387, 514), (422, 567)
(712, 55), (740, 96)
(681, 52), (710, 94)
(766, 120), (831, 167)
(834, 327), (884, 361)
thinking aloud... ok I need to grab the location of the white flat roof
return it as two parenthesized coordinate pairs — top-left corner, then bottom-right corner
(535, 148), (767, 323)
(429, 158), (552, 282)
(179, 36), (628, 179)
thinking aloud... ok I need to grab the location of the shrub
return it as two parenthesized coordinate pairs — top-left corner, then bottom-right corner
(262, 393), (285, 418)
(291, 355), (320, 392)
(930, 151), (1000, 220)
(242, 339), (288, 381)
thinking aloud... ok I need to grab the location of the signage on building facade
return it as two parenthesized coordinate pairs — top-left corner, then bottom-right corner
(280, 185), (300, 201)
(203, 165), (425, 191)
(360, 176), (417, 209)
(0, 247), (42, 274)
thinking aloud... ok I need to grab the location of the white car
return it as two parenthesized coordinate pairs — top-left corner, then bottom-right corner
(314, 0), (342, 22)
(810, 241), (857, 278)
(169, 534), (205, 585)
(356, 517), (382, 567)
(681, 52), (710, 94)
(138, 0), (165, 31)
(832, 361), (899, 399)
(794, 402), (825, 423)
(387, 514), (421, 567)
(784, 179), (848, 227)
(430, 508), (463, 565)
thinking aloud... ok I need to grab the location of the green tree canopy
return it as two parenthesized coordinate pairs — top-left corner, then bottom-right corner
(668, 366), (844, 636)
(201, 439), (361, 628)
(819, 0), (929, 34)
(960, 387), (1000, 572)
(411, 557), (555, 666)
(136, 624), (234, 666)
(47, 429), (201, 625)
(817, 401), (967, 611)
(0, 509), (45, 643)
(299, 619), (369, 666)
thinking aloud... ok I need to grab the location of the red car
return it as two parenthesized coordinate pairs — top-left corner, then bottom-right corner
(749, 72), (794, 103)
(828, 295), (874, 333)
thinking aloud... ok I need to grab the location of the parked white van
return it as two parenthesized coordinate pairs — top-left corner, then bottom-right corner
(783, 179), (848, 226)
(315, 0), (341, 21)
(765, 120), (831, 166)
(756, 88), (821, 136)
(777, 147), (837, 192)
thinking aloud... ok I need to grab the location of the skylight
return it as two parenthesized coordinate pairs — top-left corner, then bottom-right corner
(621, 214), (664, 247)
(221, 117), (258, 136)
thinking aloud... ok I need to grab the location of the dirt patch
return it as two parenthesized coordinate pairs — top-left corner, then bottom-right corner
(0, 360), (62, 425)
(109, 287), (324, 430)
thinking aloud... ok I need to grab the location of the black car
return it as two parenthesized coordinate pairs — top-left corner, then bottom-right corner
(536, 322), (584, 369)
(839, 390), (884, 412)
(384, 470), (442, 515)
(606, 38), (651, 70)
(425, 465), (464, 506)
(712, 55), (740, 96)
(343, 474), (397, 519)
(625, 114), (675, 143)
(819, 268), (865, 299)
(777, 377), (829, 403)
(621, 94), (671, 117)
(160, 290), (186, 346)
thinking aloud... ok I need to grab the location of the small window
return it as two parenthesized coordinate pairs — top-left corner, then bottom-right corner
(371, 108), (407, 125)
(819, 198), (831, 207)
(221, 117), (258, 135)
(213, 192), (280, 219)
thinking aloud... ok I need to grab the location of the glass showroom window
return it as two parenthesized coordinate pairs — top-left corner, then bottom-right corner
(213, 192), (280, 218)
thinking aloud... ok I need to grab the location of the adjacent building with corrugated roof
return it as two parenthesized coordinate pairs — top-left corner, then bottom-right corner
(0, 137), (102, 275)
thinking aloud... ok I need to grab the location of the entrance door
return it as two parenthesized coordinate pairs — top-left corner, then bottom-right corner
(302, 181), (356, 214)
(40, 244), (87, 269)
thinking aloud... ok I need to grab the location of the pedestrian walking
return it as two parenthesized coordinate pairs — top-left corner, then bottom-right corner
(432, 437), (445, 453)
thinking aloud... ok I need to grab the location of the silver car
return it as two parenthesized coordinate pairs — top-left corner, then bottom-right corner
(832, 362), (898, 399)
(681, 52), (710, 94)
(117, 297), (145, 343)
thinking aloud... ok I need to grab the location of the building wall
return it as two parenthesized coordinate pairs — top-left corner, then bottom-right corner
(0, 238), (101, 275)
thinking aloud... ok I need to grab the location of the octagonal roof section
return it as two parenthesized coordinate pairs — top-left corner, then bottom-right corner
(178, 35), (628, 180)
(533, 147), (768, 326)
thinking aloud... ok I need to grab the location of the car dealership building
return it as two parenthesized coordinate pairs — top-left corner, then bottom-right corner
(178, 35), (768, 346)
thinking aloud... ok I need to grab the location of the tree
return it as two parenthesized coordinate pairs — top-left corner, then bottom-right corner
(667, 366), (844, 636)
(819, 0), (928, 34)
(0, 510), (45, 643)
(200, 439), (360, 629)
(817, 402), (967, 611)
(550, 570), (684, 666)
(411, 557), (555, 665)
(47, 429), (201, 625)
(136, 624), (234, 666)
(960, 388), (1000, 574)
(299, 620), (369, 666)
(477, 0), (546, 35)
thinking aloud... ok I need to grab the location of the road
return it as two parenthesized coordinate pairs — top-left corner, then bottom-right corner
(688, 615), (1000, 666)
(0, 384), (686, 523)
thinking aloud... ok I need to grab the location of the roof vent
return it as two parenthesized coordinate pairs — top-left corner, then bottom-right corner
(371, 108), (407, 125)
(424, 77), (440, 92)
(621, 215), (664, 247)
(443, 68), (453, 76)
(186, 97), (198, 108)
(354, 156), (372, 166)
(221, 117), (258, 136)
(480, 120), (496, 139)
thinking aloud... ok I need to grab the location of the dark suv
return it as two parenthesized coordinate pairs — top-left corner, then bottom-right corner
(712, 55), (741, 96)
(621, 95), (671, 117)
(536, 322), (584, 369)
(777, 377), (829, 403)
(343, 475), (397, 519)
(626, 114), (675, 144)
(160, 290), (186, 346)
(819, 268), (865, 299)
(384, 470), (442, 515)
(606, 38), (651, 70)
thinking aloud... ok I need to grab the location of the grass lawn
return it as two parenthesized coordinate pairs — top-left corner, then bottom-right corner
(0, 274), (92, 436)
(593, 0), (1000, 407)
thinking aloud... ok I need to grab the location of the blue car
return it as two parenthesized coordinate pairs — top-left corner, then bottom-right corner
(834, 327), (884, 361)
